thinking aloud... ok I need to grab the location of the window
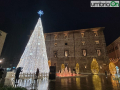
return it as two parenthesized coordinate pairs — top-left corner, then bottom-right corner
(65, 50), (69, 57)
(54, 51), (57, 57)
(94, 31), (98, 36)
(82, 50), (87, 56)
(65, 63), (68, 67)
(64, 33), (68, 39)
(81, 33), (84, 37)
(95, 41), (99, 44)
(54, 34), (57, 40)
(82, 41), (85, 45)
(65, 43), (68, 45)
(54, 43), (57, 46)
(97, 49), (101, 56)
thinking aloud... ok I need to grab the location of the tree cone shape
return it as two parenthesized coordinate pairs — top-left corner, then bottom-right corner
(17, 18), (49, 74)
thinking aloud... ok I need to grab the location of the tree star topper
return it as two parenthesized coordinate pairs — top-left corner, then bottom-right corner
(38, 10), (44, 17)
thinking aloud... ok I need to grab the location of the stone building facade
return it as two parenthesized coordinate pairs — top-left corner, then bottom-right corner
(0, 30), (7, 56)
(45, 27), (109, 73)
(107, 37), (120, 58)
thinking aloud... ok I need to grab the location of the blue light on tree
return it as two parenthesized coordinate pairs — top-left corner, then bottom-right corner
(38, 10), (44, 17)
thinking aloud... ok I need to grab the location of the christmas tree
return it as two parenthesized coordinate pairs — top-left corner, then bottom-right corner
(17, 10), (49, 74)
(91, 58), (99, 74)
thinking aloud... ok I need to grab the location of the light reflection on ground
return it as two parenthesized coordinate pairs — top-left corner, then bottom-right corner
(1, 75), (120, 90)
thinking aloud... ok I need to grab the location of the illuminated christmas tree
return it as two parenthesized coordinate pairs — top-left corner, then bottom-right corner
(17, 10), (49, 74)
(91, 58), (99, 74)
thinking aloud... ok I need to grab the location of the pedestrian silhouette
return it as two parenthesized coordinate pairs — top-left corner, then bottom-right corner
(105, 71), (107, 78)
(15, 67), (22, 83)
(35, 68), (39, 79)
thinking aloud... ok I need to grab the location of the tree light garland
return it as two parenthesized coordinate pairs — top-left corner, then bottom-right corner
(17, 18), (49, 74)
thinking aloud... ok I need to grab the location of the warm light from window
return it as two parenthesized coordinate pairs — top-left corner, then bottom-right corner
(82, 50), (86, 56)
(82, 41), (85, 45)
(54, 43), (57, 46)
(95, 41), (99, 44)
(94, 31), (98, 36)
(65, 51), (68, 57)
(97, 50), (101, 56)
(81, 33), (84, 37)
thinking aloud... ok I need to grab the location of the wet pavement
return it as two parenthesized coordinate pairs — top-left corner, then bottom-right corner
(1, 75), (120, 90)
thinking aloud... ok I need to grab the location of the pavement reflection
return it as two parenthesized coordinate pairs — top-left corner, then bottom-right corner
(1, 75), (120, 90)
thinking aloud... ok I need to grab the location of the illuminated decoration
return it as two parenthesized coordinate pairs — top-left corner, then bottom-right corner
(17, 11), (49, 74)
(109, 58), (119, 63)
(91, 58), (99, 74)
(92, 75), (102, 90)
(75, 63), (79, 74)
(111, 76), (119, 89)
(61, 64), (65, 71)
(37, 10), (44, 17)
(109, 62), (116, 75)
(48, 60), (51, 67)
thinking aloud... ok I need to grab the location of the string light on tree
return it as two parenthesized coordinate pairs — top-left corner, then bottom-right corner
(17, 10), (49, 74)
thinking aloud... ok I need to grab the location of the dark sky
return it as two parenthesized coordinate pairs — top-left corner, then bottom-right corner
(0, 0), (120, 62)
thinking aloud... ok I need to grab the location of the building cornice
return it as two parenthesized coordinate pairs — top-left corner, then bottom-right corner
(44, 27), (105, 35)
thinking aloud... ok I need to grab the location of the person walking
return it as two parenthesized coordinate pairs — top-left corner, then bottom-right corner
(105, 71), (107, 78)
(15, 67), (22, 83)
(36, 68), (39, 79)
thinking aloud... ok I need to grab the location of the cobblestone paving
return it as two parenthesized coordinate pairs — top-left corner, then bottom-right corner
(1, 75), (120, 90)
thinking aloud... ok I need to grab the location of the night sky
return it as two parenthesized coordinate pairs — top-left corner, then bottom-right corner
(0, 0), (120, 63)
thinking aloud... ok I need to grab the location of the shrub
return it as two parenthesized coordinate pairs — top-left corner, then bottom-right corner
(0, 86), (27, 90)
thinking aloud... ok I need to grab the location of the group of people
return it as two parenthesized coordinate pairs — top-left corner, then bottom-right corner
(15, 68), (39, 83)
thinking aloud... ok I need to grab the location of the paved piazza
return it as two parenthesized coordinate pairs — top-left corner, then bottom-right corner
(0, 75), (120, 90)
